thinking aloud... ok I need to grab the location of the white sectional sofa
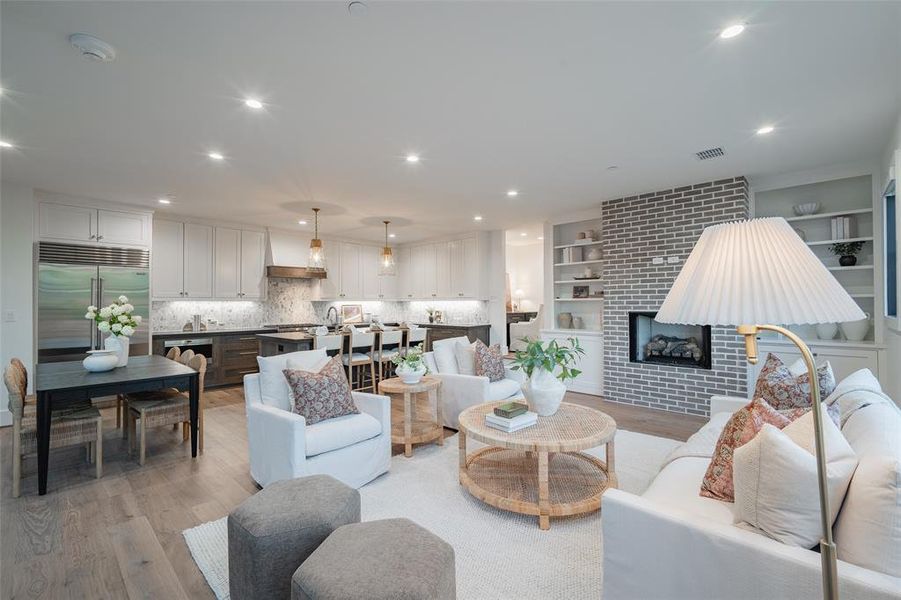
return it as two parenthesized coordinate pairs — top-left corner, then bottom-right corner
(422, 335), (524, 429)
(603, 369), (901, 600)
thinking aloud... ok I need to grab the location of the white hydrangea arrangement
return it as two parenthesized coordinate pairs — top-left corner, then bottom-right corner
(85, 295), (142, 337)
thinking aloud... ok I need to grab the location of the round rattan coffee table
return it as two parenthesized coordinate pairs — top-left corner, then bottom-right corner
(457, 401), (617, 530)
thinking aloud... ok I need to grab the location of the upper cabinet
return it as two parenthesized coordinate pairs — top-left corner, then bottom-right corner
(397, 235), (485, 300)
(397, 247), (415, 299)
(152, 218), (264, 301)
(38, 201), (151, 247)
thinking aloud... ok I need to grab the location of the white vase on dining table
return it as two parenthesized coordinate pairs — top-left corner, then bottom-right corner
(104, 334), (130, 367)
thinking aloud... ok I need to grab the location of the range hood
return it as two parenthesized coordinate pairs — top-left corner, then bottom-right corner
(266, 231), (327, 279)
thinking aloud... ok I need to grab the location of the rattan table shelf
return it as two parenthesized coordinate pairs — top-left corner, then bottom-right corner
(379, 375), (444, 457)
(458, 401), (617, 530)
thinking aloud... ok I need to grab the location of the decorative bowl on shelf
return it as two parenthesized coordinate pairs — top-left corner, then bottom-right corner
(792, 202), (820, 216)
(83, 349), (119, 372)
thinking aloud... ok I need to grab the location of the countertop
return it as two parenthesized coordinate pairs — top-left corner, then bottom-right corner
(152, 327), (277, 338)
(256, 331), (315, 342)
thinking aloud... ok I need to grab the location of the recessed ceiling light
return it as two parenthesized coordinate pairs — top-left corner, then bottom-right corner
(208, 151), (224, 161)
(0, 140), (13, 148)
(473, 215), (483, 222)
(507, 190), (519, 198)
(719, 23), (745, 39)
(405, 154), (420, 164)
(606, 165), (619, 171)
(388, 233), (396, 238)
(520, 232), (527, 237)
(298, 219), (308, 225)
(756, 125), (775, 135)
(244, 98), (264, 110)
(157, 198), (172, 205)
(537, 236), (544, 240)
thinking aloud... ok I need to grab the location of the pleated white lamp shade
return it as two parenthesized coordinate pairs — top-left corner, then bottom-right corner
(656, 217), (866, 326)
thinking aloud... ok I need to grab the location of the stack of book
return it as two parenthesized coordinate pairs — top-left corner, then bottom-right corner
(830, 216), (855, 240)
(486, 402), (537, 432)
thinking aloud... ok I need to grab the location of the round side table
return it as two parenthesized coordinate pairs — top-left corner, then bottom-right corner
(378, 375), (444, 457)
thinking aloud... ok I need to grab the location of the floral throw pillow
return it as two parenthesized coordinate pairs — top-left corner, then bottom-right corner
(753, 353), (837, 410)
(700, 397), (799, 502)
(474, 340), (506, 382)
(283, 357), (358, 425)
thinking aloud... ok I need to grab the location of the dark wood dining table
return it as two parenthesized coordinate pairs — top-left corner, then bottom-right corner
(34, 355), (200, 495)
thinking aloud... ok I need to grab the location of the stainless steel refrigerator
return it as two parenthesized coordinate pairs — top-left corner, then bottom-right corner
(37, 242), (150, 363)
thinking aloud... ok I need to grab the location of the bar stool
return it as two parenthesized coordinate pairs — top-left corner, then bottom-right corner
(407, 327), (428, 352)
(370, 329), (403, 384)
(314, 334), (344, 364)
(342, 331), (376, 392)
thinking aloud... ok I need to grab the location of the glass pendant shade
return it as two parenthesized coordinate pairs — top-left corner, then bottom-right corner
(378, 220), (397, 276)
(308, 208), (326, 271)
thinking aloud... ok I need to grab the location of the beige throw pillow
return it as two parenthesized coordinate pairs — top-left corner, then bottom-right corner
(454, 340), (477, 376)
(732, 409), (858, 548)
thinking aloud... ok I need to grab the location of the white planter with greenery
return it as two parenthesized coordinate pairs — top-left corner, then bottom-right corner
(511, 338), (584, 416)
(85, 295), (142, 368)
(392, 344), (429, 385)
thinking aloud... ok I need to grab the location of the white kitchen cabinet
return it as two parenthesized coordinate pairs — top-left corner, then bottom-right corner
(240, 230), (266, 299)
(361, 245), (381, 300)
(214, 227), (241, 298)
(460, 236), (480, 298)
(339, 242), (362, 299)
(151, 219), (185, 298)
(435, 242), (452, 298)
(319, 242), (341, 299)
(97, 209), (152, 246)
(397, 247), (415, 299)
(183, 223), (214, 298)
(38, 201), (151, 247)
(378, 267), (398, 300)
(749, 341), (881, 389)
(38, 202), (97, 243)
(413, 244), (438, 299)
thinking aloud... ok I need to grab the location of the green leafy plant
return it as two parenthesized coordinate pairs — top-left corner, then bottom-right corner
(510, 337), (585, 382)
(829, 241), (864, 256)
(391, 344), (430, 374)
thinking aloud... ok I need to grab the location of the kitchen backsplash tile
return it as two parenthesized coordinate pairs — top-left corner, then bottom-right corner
(151, 279), (488, 331)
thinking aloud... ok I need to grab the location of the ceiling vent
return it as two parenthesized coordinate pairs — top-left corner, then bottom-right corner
(69, 33), (117, 62)
(695, 147), (725, 161)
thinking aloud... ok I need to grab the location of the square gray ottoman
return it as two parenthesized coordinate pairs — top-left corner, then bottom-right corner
(292, 518), (456, 600)
(228, 475), (361, 600)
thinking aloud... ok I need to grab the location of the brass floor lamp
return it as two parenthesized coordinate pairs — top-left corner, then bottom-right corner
(656, 217), (866, 600)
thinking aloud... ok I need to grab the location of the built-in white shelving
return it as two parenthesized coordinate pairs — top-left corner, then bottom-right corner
(555, 298), (604, 302)
(754, 173), (881, 347)
(553, 241), (603, 250)
(554, 279), (602, 284)
(553, 259), (603, 267)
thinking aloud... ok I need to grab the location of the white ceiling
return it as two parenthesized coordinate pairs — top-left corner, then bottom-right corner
(2, 1), (899, 243)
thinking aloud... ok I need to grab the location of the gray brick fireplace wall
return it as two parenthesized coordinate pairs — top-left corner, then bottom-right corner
(601, 177), (750, 416)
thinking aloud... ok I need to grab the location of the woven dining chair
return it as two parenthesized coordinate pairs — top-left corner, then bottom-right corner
(4, 359), (103, 497)
(127, 353), (206, 466)
(117, 346), (181, 431)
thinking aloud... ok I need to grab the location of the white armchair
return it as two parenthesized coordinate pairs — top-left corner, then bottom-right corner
(423, 336), (524, 429)
(509, 305), (543, 352)
(243, 350), (391, 489)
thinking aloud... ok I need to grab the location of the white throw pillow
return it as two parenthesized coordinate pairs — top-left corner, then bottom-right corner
(256, 349), (328, 411)
(833, 455), (901, 576)
(431, 336), (468, 375)
(454, 340), (477, 376)
(732, 410), (858, 548)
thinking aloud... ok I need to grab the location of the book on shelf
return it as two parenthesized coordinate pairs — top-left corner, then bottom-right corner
(830, 216), (855, 240)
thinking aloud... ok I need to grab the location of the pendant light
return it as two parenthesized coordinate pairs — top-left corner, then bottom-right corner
(308, 208), (326, 271)
(379, 220), (397, 276)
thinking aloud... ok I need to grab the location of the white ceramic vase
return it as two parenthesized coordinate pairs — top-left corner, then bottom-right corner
(397, 364), (426, 385)
(815, 323), (838, 340)
(522, 367), (566, 416)
(104, 334), (130, 367)
(840, 315), (871, 342)
(83, 349), (119, 373)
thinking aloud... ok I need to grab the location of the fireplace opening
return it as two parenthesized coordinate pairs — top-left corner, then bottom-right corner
(628, 311), (711, 370)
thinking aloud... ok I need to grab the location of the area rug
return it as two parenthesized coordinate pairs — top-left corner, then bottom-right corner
(183, 430), (680, 600)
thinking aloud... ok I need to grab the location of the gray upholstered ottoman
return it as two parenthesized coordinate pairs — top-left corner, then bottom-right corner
(292, 518), (456, 600)
(228, 475), (361, 600)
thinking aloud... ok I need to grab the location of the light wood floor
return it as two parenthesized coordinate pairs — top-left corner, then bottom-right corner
(0, 386), (704, 599)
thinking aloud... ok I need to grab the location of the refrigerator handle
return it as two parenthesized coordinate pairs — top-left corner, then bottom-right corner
(90, 277), (97, 349)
